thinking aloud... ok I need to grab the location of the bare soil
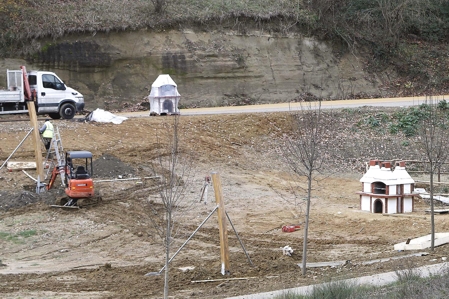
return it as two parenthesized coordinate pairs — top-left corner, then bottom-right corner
(1, 111), (449, 299)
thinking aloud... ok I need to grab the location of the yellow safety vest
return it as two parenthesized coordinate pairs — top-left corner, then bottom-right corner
(42, 121), (54, 138)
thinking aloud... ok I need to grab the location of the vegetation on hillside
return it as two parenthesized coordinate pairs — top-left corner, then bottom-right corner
(295, 102), (449, 175)
(1, 0), (449, 95)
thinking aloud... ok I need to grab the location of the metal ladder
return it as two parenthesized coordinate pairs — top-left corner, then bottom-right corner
(44, 126), (66, 186)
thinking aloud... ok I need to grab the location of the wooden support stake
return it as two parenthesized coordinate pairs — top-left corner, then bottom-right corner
(27, 101), (44, 181)
(211, 172), (230, 275)
(21, 66), (44, 183)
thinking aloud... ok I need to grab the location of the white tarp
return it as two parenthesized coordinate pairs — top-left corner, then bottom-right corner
(415, 188), (449, 204)
(86, 108), (128, 124)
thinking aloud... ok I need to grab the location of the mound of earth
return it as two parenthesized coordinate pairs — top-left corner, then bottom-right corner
(93, 153), (136, 178)
(0, 190), (42, 211)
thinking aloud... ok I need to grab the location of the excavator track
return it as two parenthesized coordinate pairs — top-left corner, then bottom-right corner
(51, 197), (79, 209)
(51, 195), (102, 209)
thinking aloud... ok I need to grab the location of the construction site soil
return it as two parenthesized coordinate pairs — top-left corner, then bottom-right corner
(1, 108), (449, 299)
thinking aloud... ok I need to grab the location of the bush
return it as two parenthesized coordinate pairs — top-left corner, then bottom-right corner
(308, 280), (359, 299)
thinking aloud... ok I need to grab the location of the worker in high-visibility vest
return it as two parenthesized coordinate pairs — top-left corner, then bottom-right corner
(39, 119), (54, 151)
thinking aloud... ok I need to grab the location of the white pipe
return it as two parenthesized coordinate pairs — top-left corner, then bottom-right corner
(94, 176), (160, 183)
(22, 169), (37, 182)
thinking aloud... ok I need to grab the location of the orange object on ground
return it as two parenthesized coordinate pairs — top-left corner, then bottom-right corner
(282, 225), (301, 232)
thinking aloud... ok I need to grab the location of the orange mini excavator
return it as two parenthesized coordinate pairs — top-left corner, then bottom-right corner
(47, 150), (99, 208)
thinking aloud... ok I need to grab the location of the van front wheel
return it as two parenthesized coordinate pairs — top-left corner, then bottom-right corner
(59, 103), (76, 119)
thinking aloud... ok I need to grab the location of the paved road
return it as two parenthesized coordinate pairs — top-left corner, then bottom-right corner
(117, 95), (449, 118)
(181, 95), (449, 115)
(226, 262), (449, 299)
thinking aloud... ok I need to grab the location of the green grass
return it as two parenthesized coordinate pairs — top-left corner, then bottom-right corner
(17, 229), (38, 238)
(0, 229), (37, 244)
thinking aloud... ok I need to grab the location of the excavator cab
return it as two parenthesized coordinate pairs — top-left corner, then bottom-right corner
(64, 151), (95, 200)
(49, 150), (98, 208)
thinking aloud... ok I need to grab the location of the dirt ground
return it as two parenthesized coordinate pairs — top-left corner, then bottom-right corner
(1, 111), (449, 299)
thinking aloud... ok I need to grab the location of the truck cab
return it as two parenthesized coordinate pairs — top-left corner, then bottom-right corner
(28, 71), (84, 119)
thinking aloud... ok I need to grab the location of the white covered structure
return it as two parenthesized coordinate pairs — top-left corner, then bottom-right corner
(148, 74), (180, 116)
(357, 160), (416, 214)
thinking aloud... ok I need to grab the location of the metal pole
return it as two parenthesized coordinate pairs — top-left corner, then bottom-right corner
(226, 211), (254, 266)
(94, 176), (160, 183)
(0, 128), (33, 170)
(145, 205), (219, 276)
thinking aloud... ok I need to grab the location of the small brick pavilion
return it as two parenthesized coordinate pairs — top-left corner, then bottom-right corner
(357, 160), (415, 214)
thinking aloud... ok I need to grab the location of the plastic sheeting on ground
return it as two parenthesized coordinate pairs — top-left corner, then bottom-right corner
(415, 188), (449, 204)
(86, 108), (128, 124)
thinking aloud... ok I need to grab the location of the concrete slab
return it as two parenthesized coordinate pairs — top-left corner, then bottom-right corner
(361, 252), (428, 265)
(297, 252), (428, 269)
(297, 260), (348, 268)
(425, 209), (449, 214)
(394, 233), (449, 250)
(6, 161), (36, 171)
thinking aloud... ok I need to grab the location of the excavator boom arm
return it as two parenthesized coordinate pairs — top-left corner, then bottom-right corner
(46, 167), (60, 190)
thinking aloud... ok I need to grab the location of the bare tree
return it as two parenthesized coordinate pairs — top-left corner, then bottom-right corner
(416, 98), (449, 251)
(148, 115), (194, 298)
(151, 0), (168, 13)
(309, 0), (438, 52)
(281, 101), (328, 275)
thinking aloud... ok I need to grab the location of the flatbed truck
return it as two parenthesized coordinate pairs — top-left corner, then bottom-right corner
(0, 66), (84, 119)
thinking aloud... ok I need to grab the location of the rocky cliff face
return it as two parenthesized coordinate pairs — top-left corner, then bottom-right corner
(1, 29), (387, 111)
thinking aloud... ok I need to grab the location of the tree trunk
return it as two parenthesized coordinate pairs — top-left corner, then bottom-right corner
(153, 0), (165, 13)
(164, 211), (172, 298)
(301, 173), (312, 275)
(430, 169), (435, 251)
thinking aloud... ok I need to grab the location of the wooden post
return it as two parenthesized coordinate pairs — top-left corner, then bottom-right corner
(20, 66), (44, 182)
(27, 102), (44, 181)
(211, 172), (230, 275)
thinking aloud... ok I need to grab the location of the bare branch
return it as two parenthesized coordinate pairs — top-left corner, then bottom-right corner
(147, 114), (195, 298)
(277, 100), (332, 275)
(416, 97), (449, 251)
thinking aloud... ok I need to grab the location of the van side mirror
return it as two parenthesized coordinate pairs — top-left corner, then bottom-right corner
(55, 83), (66, 91)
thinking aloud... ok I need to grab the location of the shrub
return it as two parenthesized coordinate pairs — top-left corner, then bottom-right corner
(308, 279), (359, 299)
(365, 115), (380, 127)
